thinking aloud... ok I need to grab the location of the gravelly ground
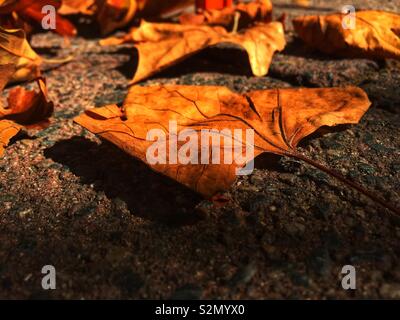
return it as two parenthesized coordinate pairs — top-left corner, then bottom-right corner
(0, 0), (399, 299)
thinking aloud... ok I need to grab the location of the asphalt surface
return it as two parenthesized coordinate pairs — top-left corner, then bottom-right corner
(0, 0), (399, 299)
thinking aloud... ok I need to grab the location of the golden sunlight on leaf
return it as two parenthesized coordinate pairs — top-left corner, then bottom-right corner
(293, 10), (400, 60)
(101, 21), (286, 83)
(75, 85), (371, 197)
(0, 27), (42, 83)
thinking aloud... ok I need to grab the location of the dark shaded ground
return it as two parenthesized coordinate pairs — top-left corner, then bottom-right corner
(0, 0), (399, 299)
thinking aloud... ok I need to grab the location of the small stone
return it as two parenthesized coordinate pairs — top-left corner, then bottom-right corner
(250, 174), (264, 187)
(278, 173), (296, 185)
(229, 262), (258, 287)
(18, 208), (33, 218)
(358, 163), (375, 175)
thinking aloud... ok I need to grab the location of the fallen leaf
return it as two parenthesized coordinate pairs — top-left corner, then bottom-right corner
(0, 78), (53, 155)
(0, 63), (16, 96)
(74, 85), (371, 197)
(0, 27), (42, 83)
(0, 0), (77, 36)
(97, 0), (193, 35)
(101, 21), (286, 83)
(180, 0), (272, 29)
(0, 119), (20, 156)
(0, 78), (54, 125)
(293, 10), (400, 60)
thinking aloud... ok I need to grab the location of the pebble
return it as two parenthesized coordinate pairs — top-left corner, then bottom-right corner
(229, 262), (258, 287)
(18, 208), (33, 219)
(250, 174), (264, 187)
(358, 163), (376, 175)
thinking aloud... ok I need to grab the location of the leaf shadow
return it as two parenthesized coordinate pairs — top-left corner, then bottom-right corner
(154, 45), (254, 79)
(44, 136), (203, 226)
(108, 45), (254, 81)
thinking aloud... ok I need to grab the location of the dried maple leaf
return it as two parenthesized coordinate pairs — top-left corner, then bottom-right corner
(179, 0), (272, 29)
(0, 0), (77, 36)
(101, 21), (286, 83)
(0, 78), (53, 155)
(293, 10), (400, 60)
(74, 85), (371, 198)
(0, 27), (42, 83)
(0, 78), (54, 125)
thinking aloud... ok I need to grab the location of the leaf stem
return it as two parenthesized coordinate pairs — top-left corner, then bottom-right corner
(289, 152), (400, 216)
(231, 11), (241, 34)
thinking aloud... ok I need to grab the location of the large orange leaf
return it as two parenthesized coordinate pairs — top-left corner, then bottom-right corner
(74, 85), (371, 197)
(179, 0), (272, 29)
(101, 21), (286, 83)
(293, 10), (400, 60)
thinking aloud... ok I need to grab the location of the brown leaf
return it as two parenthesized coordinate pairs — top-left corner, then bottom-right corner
(0, 78), (54, 125)
(293, 10), (400, 60)
(0, 119), (20, 156)
(0, 27), (42, 84)
(74, 85), (371, 197)
(180, 0), (272, 29)
(0, 63), (16, 96)
(0, 78), (53, 155)
(101, 21), (286, 83)
(0, 0), (77, 36)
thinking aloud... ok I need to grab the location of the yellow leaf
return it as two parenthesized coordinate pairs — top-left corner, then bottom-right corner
(101, 21), (286, 83)
(293, 10), (400, 60)
(75, 85), (371, 197)
(0, 27), (42, 83)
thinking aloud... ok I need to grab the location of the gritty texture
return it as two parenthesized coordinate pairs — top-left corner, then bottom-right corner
(0, 0), (399, 299)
